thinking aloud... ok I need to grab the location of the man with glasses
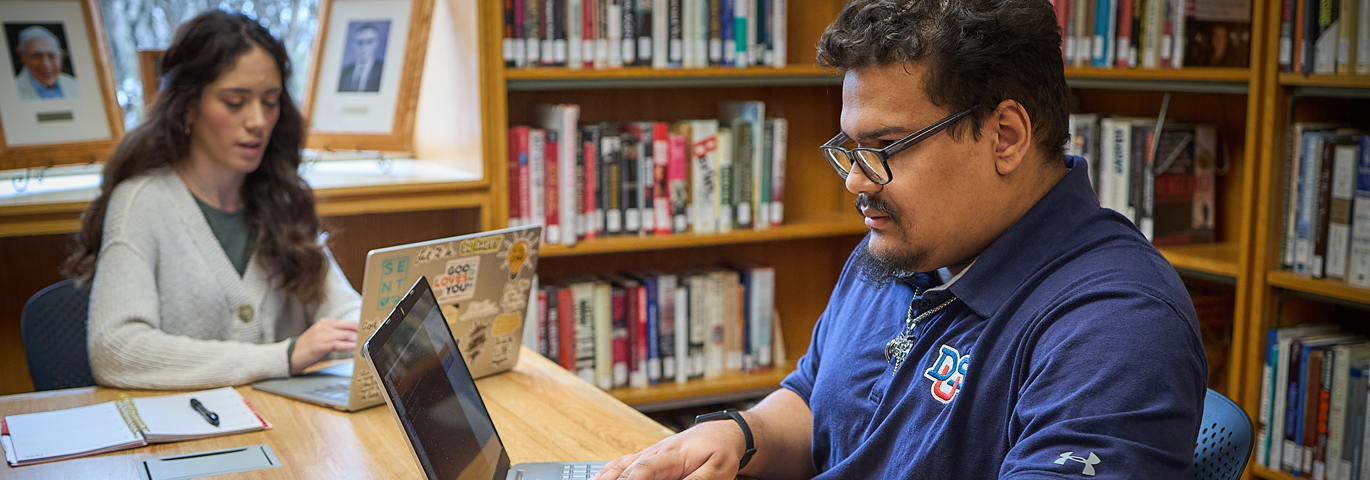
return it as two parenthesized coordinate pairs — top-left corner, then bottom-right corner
(593, 0), (1206, 478)
(338, 23), (383, 93)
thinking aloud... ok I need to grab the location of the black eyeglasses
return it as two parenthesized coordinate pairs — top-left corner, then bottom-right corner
(821, 109), (973, 185)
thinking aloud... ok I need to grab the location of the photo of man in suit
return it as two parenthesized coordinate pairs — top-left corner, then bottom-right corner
(9, 24), (79, 100)
(337, 21), (388, 93)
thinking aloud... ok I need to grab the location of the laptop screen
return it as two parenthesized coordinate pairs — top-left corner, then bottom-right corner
(366, 276), (510, 480)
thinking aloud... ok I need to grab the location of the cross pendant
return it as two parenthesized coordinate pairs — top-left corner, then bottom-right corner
(885, 334), (914, 375)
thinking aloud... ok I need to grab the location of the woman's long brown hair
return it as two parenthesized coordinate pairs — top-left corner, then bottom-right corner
(64, 10), (327, 304)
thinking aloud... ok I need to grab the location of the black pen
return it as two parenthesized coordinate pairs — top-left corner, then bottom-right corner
(190, 398), (219, 427)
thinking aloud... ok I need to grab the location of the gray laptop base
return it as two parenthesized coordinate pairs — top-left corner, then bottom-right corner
(251, 363), (354, 410)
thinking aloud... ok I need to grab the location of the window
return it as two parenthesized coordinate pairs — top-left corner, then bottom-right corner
(98, 0), (319, 128)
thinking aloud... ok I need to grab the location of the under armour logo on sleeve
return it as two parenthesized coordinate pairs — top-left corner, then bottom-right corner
(1054, 452), (1100, 476)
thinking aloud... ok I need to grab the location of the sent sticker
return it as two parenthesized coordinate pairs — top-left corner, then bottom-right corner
(433, 257), (480, 304)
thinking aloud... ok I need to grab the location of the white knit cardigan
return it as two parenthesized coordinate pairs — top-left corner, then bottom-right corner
(87, 167), (361, 389)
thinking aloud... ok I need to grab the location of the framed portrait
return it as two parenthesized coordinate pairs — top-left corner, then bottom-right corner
(304, 0), (435, 153)
(0, 0), (123, 170)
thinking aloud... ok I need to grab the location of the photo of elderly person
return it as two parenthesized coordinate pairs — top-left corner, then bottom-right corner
(7, 24), (78, 100)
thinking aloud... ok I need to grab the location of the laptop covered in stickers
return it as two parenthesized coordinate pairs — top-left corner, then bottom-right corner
(251, 225), (543, 411)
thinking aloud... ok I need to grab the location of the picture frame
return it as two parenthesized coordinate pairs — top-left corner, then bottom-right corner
(0, 0), (123, 171)
(303, 0), (435, 153)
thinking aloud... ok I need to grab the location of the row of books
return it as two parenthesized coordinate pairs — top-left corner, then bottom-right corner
(1068, 113), (1218, 246)
(527, 265), (779, 391)
(1052, 0), (1252, 69)
(1277, 0), (1370, 74)
(509, 101), (788, 246)
(1255, 325), (1370, 480)
(1278, 128), (1370, 287)
(502, 0), (788, 70)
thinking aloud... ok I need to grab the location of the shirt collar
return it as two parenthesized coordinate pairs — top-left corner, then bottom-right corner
(29, 71), (63, 98)
(944, 155), (1101, 318)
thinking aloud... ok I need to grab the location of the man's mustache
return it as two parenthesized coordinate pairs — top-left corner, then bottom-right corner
(855, 193), (898, 219)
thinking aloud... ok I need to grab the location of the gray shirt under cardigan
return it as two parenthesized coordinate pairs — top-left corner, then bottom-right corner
(88, 167), (362, 389)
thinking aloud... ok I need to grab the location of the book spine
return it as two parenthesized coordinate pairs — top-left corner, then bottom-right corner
(557, 286), (577, 369)
(721, 0), (736, 66)
(756, 119), (773, 230)
(1260, 330), (1278, 467)
(709, 0), (723, 64)
(1329, 140), (1359, 280)
(537, 288), (549, 357)
(637, 0), (653, 64)
(1314, 0), (1340, 74)
(527, 0), (542, 66)
(582, 125), (600, 239)
(608, 0), (624, 68)
(704, 271), (725, 377)
(1286, 341), (1306, 474)
(610, 284), (628, 388)
(688, 274), (707, 379)
(1284, 0), (1297, 69)
(638, 122), (656, 234)
(1338, 0), (1357, 74)
(644, 276), (661, 384)
(1115, 0), (1133, 68)
(572, 283), (596, 384)
(669, 132), (689, 232)
(1360, 0), (1370, 73)
(770, 117), (787, 226)
(675, 279), (691, 383)
(554, 0), (568, 65)
(667, 0), (683, 67)
(544, 286), (560, 360)
(772, 0), (786, 67)
(1142, 0), (1163, 67)
(594, 281), (613, 389)
(752, 266), (774, 367)
(621, 130), (641, 233)
(530, 129), (547, 235)
(658, 274), (677, 382)
(622, 0), (637, 65)
(509, 127), (527, 227)
(545, 131), (561, 244)
(603, 129), (623, 234)
(1317, 349), (1336, 480)
(1314, 139), (1338, 277)
(634, 283), (649, 387)
(735, 0), (749, 68)
(1351, 136), (1370, 288)
(1346, 366), (1368, 480)
(717, 128), (734, 233)
(722, 271), (742, 372)
(568, 0), (584, 69)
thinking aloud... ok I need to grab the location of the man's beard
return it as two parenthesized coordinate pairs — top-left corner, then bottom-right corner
(853, 193), (926, 288)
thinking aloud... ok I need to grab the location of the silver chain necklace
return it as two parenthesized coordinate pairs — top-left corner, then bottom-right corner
(884, 296), (958, 375)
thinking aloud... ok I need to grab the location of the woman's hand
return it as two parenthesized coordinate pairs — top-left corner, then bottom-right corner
(289, 318), (358, 375)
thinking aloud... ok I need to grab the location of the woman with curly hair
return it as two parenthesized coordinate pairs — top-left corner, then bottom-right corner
(64, 10), (361, 389)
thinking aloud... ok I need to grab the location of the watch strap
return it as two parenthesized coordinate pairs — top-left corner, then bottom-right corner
(694, 408), (757, 470)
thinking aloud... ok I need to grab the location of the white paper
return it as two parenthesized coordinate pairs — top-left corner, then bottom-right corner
(133, 388), (262, 438)
(4, 402), (141, 462)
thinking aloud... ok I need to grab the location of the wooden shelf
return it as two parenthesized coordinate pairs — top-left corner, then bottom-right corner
(505, 65), (841, 90)
(1266, 270), (1370, 306)
(1252, 465), (1298, 480)
(1159, 242), (1242, 280)
(1064, 67), (1251, 93)
(540, 215), (866, 257)
(1277, 72), (1370, 89)
(605, 368), (792, 412)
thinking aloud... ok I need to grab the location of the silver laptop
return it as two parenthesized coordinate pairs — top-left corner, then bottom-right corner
(253, 225), (543, 412)
(362, 275), (607, 480)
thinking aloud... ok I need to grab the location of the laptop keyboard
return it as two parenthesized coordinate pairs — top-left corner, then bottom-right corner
(308, 383), (350, 402)
(561, 462), (608, 480)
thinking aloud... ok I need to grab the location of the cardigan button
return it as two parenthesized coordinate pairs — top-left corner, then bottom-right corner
(237, 305), (254, 323)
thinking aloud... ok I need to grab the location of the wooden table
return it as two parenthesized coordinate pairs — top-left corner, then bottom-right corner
(0, 348), (673, 478)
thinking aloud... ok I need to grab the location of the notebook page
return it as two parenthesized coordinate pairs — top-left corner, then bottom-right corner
(133, 388), (264, 440)
(4, 402), (143, 462)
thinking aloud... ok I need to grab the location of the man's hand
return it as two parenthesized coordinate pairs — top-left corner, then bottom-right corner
(289, 318), (358, 375)
(590, 418), (747, 480)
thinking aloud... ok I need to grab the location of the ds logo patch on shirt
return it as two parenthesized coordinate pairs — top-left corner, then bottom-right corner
(923, 344), (970, 403)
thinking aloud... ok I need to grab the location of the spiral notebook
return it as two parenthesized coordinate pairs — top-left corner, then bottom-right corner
(1, 387), (270, 466)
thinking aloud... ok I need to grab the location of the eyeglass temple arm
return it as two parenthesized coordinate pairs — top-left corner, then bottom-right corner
(885, 109), (974, 152)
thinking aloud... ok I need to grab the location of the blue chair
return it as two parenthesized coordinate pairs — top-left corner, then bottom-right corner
(1193, 388), (1254, 480)
(21, 279), (96, 391)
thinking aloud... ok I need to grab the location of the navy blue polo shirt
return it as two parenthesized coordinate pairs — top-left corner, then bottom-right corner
(781, 155), (1207, 479)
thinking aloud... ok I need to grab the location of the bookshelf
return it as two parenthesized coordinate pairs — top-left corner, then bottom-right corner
(475, 1), (1268, 410)
(1242, 0), (1370, 476)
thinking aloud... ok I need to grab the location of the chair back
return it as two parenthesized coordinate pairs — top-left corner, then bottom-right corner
(21, 279), (96, 391)
(1193, 388), (1254, 480)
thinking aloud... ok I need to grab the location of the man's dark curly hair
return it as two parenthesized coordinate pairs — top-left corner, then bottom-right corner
(817, 0), (1071, 162)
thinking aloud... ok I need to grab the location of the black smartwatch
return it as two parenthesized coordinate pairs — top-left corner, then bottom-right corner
(694, 408), (757, 470)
